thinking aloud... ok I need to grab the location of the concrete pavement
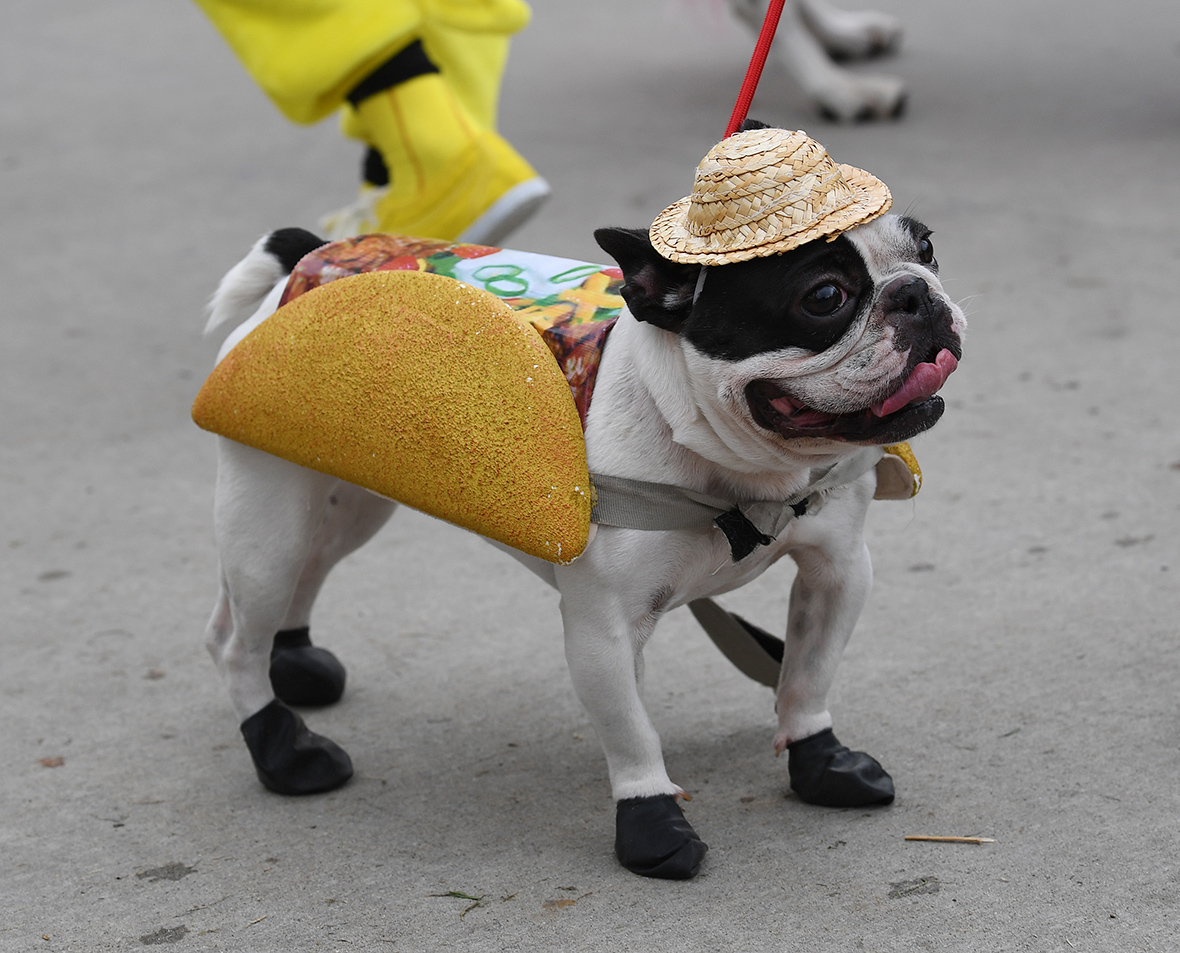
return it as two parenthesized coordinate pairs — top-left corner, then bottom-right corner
(3, 0), (1179, 949)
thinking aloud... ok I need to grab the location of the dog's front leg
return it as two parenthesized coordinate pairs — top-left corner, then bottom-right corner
(555, 557), (708, 879)
(774, 479), (895, 807)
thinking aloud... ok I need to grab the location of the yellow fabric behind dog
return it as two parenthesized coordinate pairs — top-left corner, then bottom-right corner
(192, 270), (592, 563)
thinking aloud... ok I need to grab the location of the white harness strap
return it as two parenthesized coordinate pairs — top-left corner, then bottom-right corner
(588, 446), (883, 560)
(589, 445), (915, 682)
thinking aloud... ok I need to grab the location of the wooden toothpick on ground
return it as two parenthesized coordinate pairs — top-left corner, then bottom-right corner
(905, 835), (995, 845)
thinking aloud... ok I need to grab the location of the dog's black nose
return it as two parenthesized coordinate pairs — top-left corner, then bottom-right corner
(886, 275), (931, 314)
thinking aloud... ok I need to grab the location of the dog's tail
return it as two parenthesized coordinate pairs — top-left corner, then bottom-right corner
(204, 228), (328, 335)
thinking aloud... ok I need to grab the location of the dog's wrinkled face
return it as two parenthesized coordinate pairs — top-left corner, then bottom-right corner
(595, 215), (965, 456)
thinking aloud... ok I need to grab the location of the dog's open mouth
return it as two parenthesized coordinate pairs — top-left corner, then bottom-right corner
(747, 348), (959, 444)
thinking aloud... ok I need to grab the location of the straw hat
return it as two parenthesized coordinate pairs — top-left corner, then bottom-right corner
(649, 127), (892, 266)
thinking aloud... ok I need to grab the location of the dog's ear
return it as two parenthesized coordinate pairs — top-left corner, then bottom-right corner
(594, 227), (700, 333)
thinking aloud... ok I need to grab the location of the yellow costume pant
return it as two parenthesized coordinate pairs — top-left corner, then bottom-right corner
(193, 0), (531, 126)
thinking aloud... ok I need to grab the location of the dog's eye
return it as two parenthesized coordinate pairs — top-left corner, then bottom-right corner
(918, 236), (935, 264)
(801, 284), (847, 317)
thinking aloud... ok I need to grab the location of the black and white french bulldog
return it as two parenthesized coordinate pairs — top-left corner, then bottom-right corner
(199, 191), (964, 880)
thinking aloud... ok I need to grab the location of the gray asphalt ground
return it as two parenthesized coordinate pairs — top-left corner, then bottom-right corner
(4, 0), (1180, 950)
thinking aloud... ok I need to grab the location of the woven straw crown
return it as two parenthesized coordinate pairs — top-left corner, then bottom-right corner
(649, 127), (892, 265)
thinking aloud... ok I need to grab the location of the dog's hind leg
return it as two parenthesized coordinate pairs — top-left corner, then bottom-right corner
(269, 482), (398, 707)
(773, 480), (894, 807)
(206, 439), (353, 794)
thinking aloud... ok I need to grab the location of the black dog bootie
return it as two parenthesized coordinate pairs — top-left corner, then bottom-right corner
(269, 627), (346, 707)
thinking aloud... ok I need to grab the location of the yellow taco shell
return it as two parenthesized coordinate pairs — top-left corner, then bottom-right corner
(192, 269), (592, 563)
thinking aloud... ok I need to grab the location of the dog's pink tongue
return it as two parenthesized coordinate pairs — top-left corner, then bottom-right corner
(872, 349), (958, 417)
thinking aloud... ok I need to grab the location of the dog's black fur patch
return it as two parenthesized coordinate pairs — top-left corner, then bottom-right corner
(879, 273), (959, 364)
(686, 237), (873, 358)
(897, 216), (938, 272)
(264, 228), (328, 274)
(594, 227), (873, 358)
(593, 227), (700, 334)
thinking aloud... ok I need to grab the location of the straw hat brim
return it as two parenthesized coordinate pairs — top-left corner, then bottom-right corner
(650, 163), (892, 266)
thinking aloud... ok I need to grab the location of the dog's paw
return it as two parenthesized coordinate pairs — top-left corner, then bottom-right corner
(240, 700), (353, 795)
(269, 627), (346, 707)
(787, 728), (894, 807)
(615, 795), (708, 879)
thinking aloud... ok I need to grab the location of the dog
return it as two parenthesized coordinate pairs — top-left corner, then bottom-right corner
(198, 126), (965, 879)
(729, 0), (907, 121)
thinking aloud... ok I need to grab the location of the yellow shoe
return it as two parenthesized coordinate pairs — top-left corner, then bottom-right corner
(352, 72), (549, 244)
(319, 145), (548, 244)
(374, 129), (548, 244)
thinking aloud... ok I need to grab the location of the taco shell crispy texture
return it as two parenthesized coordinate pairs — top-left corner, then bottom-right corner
(192, 270), (592, 564)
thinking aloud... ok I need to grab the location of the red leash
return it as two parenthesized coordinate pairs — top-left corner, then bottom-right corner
(724, 0), (787, 137)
